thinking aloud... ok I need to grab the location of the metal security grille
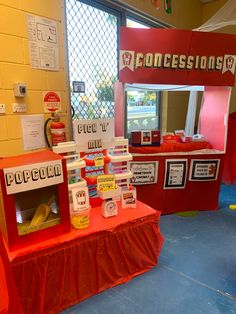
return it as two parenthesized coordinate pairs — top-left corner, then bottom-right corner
(65, 0), (118, 120)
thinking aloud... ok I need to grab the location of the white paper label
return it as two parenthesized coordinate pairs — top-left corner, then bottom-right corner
(73, 118), (114, 152)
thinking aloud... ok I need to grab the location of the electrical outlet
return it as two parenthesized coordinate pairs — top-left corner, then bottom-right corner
(13, 103), (26, 113)
(0, 104), (6, 114)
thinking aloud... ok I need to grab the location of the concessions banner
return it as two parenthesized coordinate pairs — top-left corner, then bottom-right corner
(119, 27), (236, 86)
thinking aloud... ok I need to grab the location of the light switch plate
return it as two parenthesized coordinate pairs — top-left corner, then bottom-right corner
(13, 103), (26, 113)
(0, 104), (6, 114)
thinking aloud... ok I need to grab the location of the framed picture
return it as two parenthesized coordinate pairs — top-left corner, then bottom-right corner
(189, 159), (220, 181)
(72, 81), (85, 93)
(164, 159), (187, 189)
(129, 161), (158, 185)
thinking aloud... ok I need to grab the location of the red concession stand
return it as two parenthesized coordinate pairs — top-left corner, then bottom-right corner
(116, 27), (236, 214)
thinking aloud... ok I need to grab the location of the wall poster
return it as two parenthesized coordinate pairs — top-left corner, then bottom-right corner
(27, 14), (59, 71)
(129, 161), (158, 185)
(164, 159), (187, 189)
(21, 114), (46, 151)
(189, 159), (220, 181)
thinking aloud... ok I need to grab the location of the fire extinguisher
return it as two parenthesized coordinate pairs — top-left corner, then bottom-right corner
(44, 112), (66, 148)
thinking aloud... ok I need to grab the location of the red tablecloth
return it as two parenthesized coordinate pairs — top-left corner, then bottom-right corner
(223, 112), (236, 184)
(9, 201), (163, 314)
(129, 141), (212, 154)
(0, 233), (22, 314)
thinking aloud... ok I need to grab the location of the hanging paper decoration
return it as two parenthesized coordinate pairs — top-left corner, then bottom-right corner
(164, 0), (172, 14)
(151, 0), (161, 9)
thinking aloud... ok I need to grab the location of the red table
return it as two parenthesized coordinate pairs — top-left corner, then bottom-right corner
(8, 201), (163, 314)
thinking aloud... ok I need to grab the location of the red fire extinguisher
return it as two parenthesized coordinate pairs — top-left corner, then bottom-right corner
(44, 112), (66, 148)
(50, 119), (66, 146)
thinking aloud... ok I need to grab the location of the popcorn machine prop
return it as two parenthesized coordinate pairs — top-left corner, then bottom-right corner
(0, 151), (71, 251)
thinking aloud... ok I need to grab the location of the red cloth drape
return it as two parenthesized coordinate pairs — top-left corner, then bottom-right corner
(0, 233), (22, 314)
(222, 112), (236, 184)
(0, 255), (9, 314)
(8, 202), (163, 314)
(129, 141), (212, 154)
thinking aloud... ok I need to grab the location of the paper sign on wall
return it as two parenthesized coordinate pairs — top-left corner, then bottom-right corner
(129, 161), (158, 185)
(189, 159), (220, 181)
(164, 159), (187, 189)
(21, 115), (46, 150)
(27, 14), (59, 71)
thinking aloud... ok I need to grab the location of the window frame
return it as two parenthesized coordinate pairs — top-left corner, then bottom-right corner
(77, 0), (169, 29)
(124, 89), (162, 139)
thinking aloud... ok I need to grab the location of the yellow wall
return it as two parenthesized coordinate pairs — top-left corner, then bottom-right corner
(0, 0), (69, 157)
(166, 91), (189, 132)
(121, 0), (203, 29)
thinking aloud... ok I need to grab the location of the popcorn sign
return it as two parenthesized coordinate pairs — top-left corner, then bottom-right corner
(4, 160), (63, 194)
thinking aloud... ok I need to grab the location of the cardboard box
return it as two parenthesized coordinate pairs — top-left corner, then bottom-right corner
(131, 130), (160, 146)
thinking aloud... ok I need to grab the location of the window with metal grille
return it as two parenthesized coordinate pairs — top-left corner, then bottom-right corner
(65, 0), (165, 123)
(66, 0), (119, 120)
